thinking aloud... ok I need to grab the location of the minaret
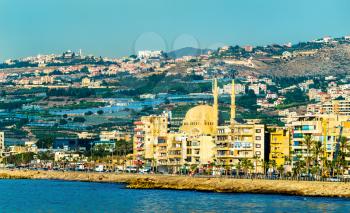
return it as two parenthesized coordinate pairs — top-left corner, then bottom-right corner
(212, 78), (219, 132)
(230, 79), (236, 126)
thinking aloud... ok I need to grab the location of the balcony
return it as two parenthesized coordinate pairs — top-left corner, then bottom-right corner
(235, 130), (253, 135)
(168, 154), (182, 159)
(167, 161), (182, 166)
(158, 149), (167, 153)
(188, 153), (200, 157)
(216, 146), (231, 151)
(216, 154), (235, 158)
(233, 142), (252, 150)
(158, 155), (168, 160)
(169, 146), (182, 151)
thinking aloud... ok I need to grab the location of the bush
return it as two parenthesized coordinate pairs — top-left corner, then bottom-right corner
(73, 117), (86, 123)
(85, 111), (93, 116)
(59, 119), (67, 125)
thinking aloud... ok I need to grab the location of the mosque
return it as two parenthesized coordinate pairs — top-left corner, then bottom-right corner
(133, 78), (266, 173)
(180, 78), (235, 135)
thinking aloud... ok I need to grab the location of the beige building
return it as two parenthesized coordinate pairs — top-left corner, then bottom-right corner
(288, 114), (350, 174)
(133, 113), (169, 167)
(321, 99), (350, 116)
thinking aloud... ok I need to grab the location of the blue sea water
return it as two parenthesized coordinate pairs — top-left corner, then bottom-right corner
(0, 179), (349, 213)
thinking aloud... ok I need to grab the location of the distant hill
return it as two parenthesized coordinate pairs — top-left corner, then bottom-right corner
(167, 47), (211, 59)
(260, 44), (350, 77)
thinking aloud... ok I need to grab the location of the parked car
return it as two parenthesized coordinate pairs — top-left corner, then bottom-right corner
(125, 166), (137, 173)
(139, 166), (151, 173)
(95, 165), (104, 172)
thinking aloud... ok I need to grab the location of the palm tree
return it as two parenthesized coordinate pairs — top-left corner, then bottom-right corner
(277, 165), (284, 178)
(150, 157), (157, 173)
(303, 134), (314, 175)
(235, 161), (242, 176)
(269, 160), (277, 175)
(261, 160), (269, 175)
(284, 155), (291, 166)
(241, 159), (253, 176)
(292, 160), (305, 178)
(253, 155), (260, 174)
(312, 140), (322, 177)
(336, 136), (349, 176)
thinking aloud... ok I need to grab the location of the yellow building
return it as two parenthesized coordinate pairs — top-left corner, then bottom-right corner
(269, 127), (290, 167)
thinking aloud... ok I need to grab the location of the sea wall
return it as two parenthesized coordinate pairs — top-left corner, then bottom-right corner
(1, 170), (350, 198)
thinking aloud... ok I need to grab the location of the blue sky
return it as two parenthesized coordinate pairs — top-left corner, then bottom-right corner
(0, 0), (349, 60)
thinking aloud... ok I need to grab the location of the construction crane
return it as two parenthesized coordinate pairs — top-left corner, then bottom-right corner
(322, 118), (329, 177)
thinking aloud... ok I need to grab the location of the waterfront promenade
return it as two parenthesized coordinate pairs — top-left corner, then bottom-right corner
(1, 169), (350, 198)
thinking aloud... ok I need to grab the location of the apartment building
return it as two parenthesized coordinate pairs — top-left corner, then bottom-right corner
(321, 99), (350, 115)
(215, 124), (266, 173)
(133, 113), (169, 167)
(269, 127), (290, 167)
(288, 114), (350, 174)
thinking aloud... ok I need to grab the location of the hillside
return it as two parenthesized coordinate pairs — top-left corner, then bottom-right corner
(167, 47), (211, 58)
(214, 43), (350, 77)
(263, 44), (350, 77)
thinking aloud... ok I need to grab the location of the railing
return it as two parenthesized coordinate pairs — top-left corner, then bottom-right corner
(4, 168), (350, 183)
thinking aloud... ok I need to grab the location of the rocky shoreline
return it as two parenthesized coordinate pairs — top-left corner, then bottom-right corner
(1, 170), (350, 198)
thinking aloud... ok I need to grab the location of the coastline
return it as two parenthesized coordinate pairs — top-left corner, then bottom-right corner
(1, 169), (350, 198)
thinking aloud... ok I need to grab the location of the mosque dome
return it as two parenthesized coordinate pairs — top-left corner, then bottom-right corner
(180, 105), (216, 135)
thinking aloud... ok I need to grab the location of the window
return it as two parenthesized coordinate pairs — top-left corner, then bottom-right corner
(255, 144), (261, 148)
(293, 133), (303, 138)
(255, 151), (261, 155)
(256, 129), (261, 133)
(256, 136), (261, 140)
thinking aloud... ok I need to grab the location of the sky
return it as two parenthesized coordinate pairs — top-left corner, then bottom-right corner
(0, 0), (349, 61)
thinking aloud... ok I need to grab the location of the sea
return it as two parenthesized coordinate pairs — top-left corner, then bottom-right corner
(0, 179), (349, 212)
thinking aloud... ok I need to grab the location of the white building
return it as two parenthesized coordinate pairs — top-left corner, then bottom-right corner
(221, 83), (245, 95)
(138, 50), (164, 59)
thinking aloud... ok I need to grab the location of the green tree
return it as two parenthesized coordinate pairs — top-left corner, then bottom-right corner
(59, 119), (67, 125)
(312, 140), (322, 177)
(277, 165), (285, 178)
(84, 111), (93, 116)
(36, 136), (55, 149)
(73, 117), (86, 123)
(284, 88), (308, 105)
(293, 160), (305, 178)
(303, 134), (315, 175)
(241, 159), (254, 175)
